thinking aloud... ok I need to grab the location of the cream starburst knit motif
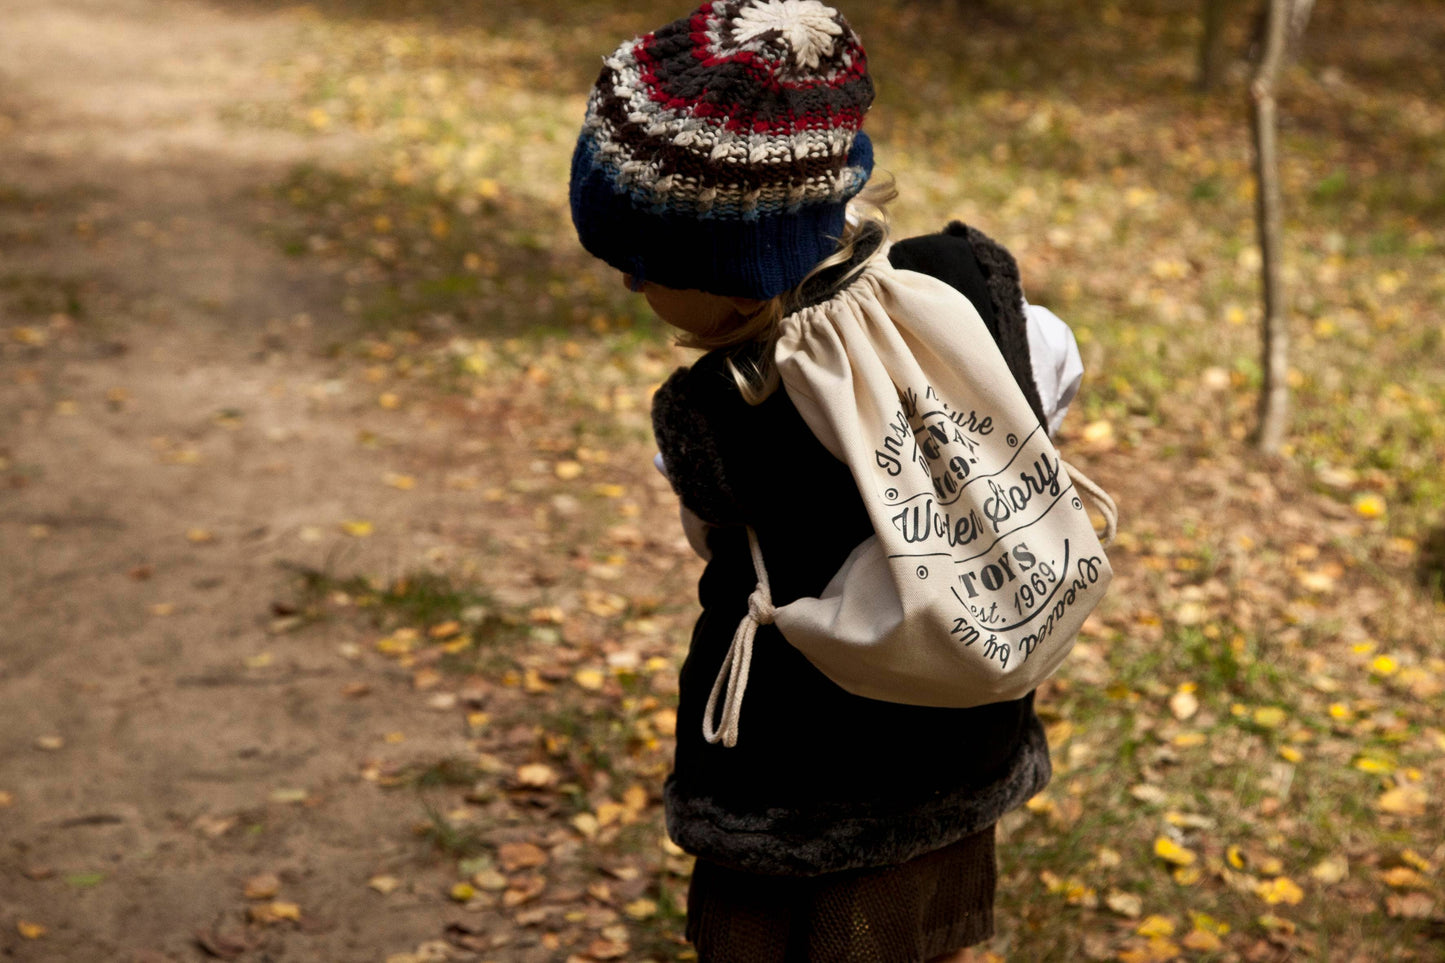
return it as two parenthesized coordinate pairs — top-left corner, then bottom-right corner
(733, 0), (844, 69)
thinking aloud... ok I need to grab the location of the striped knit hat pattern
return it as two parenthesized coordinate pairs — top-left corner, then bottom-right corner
(569, 1), (875, 300)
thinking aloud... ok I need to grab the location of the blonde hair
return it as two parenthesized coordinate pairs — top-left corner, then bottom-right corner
(678, 174), (899, 405)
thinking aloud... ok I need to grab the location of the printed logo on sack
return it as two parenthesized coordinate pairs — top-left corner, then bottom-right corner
(873, 383), (1106, 671)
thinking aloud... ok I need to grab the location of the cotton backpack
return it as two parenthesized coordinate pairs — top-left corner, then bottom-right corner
(703, 250), (1117, 747)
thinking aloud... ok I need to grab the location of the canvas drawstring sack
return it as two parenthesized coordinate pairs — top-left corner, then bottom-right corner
(703, 255), (1116, 747)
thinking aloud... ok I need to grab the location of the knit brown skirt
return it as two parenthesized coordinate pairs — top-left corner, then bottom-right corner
(685, 825), (996, 963)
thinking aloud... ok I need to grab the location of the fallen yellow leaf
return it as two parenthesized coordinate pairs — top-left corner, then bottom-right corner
(622, 783), (649, 815)
(368, 875), (400, 895)
(1377, 785), (1429, 816)
(376, 630), (418, 656)
(595, 801), (627, 827)
(1168, 689), (1199, 720)
(498, 842), (549, 872)
(573, 668), (606, 691)
(1173, 601), (1207, 626)
(1252, 706), (1287, 728)
(1136, 914), (1175, 938)
(1189, 912), (1231, 935)
(515, 763), (558, 789)
(244, 873), (281, 900)
(1081, 420), (1115, 445)
(625, 898), (659, 920)
(502, 874), (546, 908)
(1255, 876), (1304, 905)
(1181, 929), (1223, 951)
(1172, 864), (1203, 885)
(268, 901), (301, 922)
(1257, 913), (1295, 934)
(1309, 855), (1348, 884)
(1387, 891), (1437, 920)
(1153, 837), (1197, 867)
(1126, 937), (1182, 963)
(1353, 756), (1395, 775)
(1378, 867), (1427, 889)
(583, 591), (627, 618)
(1045, 719), (1074, 746)
(1105, 889), (1143, 918)
(17, 921), (46, 939)
(461, 866), (502, 894)
(1371, 655), (1399, 675)
(1353, 493), (1386, 518)
(340, 519), (374, 537)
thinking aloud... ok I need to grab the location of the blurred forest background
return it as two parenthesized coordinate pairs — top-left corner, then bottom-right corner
(0, 0), (1442, 961)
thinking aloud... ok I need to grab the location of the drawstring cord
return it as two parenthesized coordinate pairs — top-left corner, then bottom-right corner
(1062, 460), (1118, 545)
(701, 526), (774, 748)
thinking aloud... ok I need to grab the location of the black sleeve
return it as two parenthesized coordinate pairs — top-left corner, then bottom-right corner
(651, 354), (750, 527)
(652, 347), (866, 569)
(888, 222), (1048, 430)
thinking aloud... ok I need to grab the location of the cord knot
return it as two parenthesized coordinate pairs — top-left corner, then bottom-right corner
(748, 586), (776, 625)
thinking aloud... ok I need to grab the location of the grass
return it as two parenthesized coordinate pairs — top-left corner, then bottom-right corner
(417, 799), (489, 859)
(281, 562), (491, 632)
(398, 756), (487, 791)
(0, 272), (87, 321)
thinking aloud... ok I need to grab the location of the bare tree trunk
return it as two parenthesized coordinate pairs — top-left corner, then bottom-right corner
(1250, 0), (1291, 454)
(1198, 0), (1231, 91)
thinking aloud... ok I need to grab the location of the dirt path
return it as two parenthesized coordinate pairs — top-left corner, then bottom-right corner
(0, 1), (543, 959)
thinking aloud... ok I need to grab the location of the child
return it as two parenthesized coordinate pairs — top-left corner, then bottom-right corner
(569, 3), (1085, 960)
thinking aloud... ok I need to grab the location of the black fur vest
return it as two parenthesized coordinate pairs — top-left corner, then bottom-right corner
(651, 224), (1052, 876)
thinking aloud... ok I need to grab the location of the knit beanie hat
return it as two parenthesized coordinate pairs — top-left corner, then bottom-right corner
(569, 1), (875, 300)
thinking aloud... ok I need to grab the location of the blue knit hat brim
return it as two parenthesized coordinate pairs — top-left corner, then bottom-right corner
(570, 133), (873, 300)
